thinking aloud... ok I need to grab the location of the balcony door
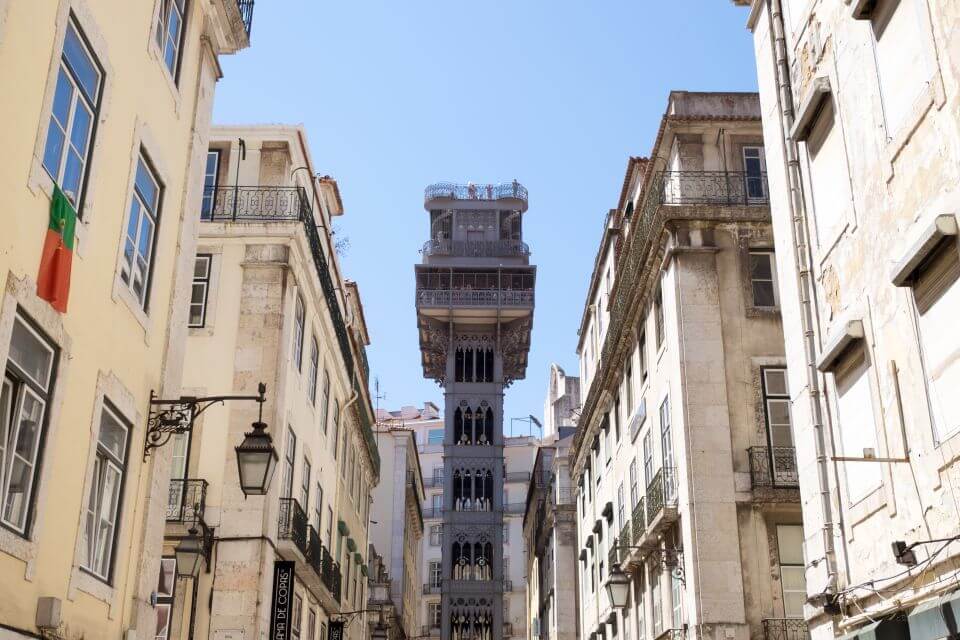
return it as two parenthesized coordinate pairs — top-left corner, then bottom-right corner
(200, 150), (220, 220)
(742, 146), (767, 202)
(167, 432), (190, 520)
(762, 368), (797, 485)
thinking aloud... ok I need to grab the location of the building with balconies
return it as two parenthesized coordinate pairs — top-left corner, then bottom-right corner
(162, 125), (380, 640)
(570, 92), (805, 640)
(523, 426), (579, 640)
(728, 2), (960, 640)
(0, 1), (254, 637)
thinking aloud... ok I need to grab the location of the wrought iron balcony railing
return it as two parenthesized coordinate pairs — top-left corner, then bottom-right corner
(278, 497), (309, 558)
(762, 618), (809, 640)
(321, 547), (342, 603)
(416, 289), (534, 307)
(166, 478), (208, 524)
(425, 181), (528, 205)
(236, 0), (254, 37)
(632, 497), (646, 544)
(201, 185), (308, 222)
(423, 475), (444, 488)
(619, 521), (631, 557)
(505, 471), (532, 483)
(658, 171), (769, 206)
(552, 487), (574, 505)
(749, 446), (800, 488)
(422, 239), (531, 258)
(645, 467), (678, 524)
(423, 583), (442, 594)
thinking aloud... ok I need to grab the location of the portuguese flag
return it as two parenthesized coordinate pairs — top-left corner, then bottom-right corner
(36, 186), (77, 313)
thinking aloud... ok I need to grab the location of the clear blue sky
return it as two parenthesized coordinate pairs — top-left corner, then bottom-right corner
(213, 0), (757, 435)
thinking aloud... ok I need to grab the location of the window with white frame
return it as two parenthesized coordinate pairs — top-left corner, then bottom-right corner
(636, 569), (646, 640)
(307, 335), (319, 405)
(428, 602), (442, 627)
(629, 459), (638, 507)
(870, 0), (931, 137)
(314, 483), (323, 532)
(654, 287), (665, 349)
(188, 254), (212, 327)
(806, 99), (850, 245)
(82, 401), (131, 580)
(293, 295), (305, 372)
(120, 154), (162, 308)
(281, 428), (296, 499)
(42, 18), (103, 212)
(742, 146), (767, 201)
(659, 396), (673, 471)
(326, 507), (333, 549)
(307, 609), (317, 640)
(319, 369), (330, 433)
(291, 592), (302, 639)
(331, 399), (340, 458)
(834, 351), (882, 503)
(430, 524), (442, 546)
(651, 567), (662, 636)
(428, 428), (444, 445)
(200, 150), (219, 219)
(749, 251), (778, 308)
(762, 368), (796, 483)
(155, 0), (186, 77)
(776, 524), (807, 618)
(911, 240), (960, 442)
(1, 314), (58, 535)
(430, 560), (442, 587)
(300, 458), (310, 509)
(642, 433), (653, 486)
(617, 483), (625, 529)
(154, 557), (176, 640)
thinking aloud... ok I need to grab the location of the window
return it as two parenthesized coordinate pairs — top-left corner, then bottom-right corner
(319, 370), (330, 433)
(636, 571), (646, 640)
(504, 523), (509, 545)
(638, 332), (648, 382)
(42, 19), (103, 212)
(291, 593), (303, 639)
(659, 397), (673, 471)
(628, 459), (638, 507)
(870, 0), (930, 137)
(430, 524), (443, 546)
(654, 287), (665, 349)
(300, 458), (311, 509)
(428, 602), (442, 627)
(613, 393), (621, 442)
(331, 399), (340, 458)
(776, 525), (807, 618)
(120, 154), (162, 308)
(293, 295), (305, 372)
(806, 99), (850, 244)
(154, 558), (176, 640)
(82, 402), (130, 580)
(1, 314), (58, 535)
(625, 363), (634, 416)
(750, 251), (778, 308)
(430, 560), (442, 587)
(617, 483), (625, 530)
(742, 146), (767, 201)
(428, 429), (444, 445)
(307, 336), (319, 405)
(835, 352), (882, 502)
(188, 254), (212, 327)
(762, 368), (796, 481)
(911, 240), (960, 442)
(155, 0), (186, 76)
(314, 483), (323, 532)
(200, 150), (219, 219)
(307, 609), (317, 640)
(643, 433), (653, 486)
(282, 429), (296, 499)
(326, 507), (333, 548)
(431, 493), (442, 513)
(651, 569), (662, 636)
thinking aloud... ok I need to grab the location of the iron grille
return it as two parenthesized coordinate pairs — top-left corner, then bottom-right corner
(201, 185), (305, 222)
(424, 181), (528, 204)
(658, 171), (769, 205)
(166, 478), (208, 524)
(422, 239), (531, 258)
(645, 467), (677, 524)
(748, 446), (799, 488)
(235, 0), (254, 37)
(321, 547), (341, 602)
(762, 619), (809, 640)
(632, 497), (645, 544)
(278, 497), (309, 557)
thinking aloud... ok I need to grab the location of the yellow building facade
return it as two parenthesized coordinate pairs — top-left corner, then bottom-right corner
(161, 125), (380, 640)
(0, 0), (252, 637)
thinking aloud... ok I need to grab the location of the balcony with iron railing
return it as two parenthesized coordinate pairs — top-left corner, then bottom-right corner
(424, 181), (528, 206)
(416, 288), (535, 308)
(645, 467), (678, 526)
(658, 171), (769, 206)
(235, 0), (254, 37)
(277, 498), (341, 605)
(552, 487), (574, 506)
(278, 497), (310, 557)
(422, 239), (530, 259)
(166, 479), (208, 525)
(762, 619), (809, 640)
(631, 497), (646, 544)
(748, 447), (800, 490)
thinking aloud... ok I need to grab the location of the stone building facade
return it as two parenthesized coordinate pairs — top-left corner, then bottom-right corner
(543, 364), (581, 440)
(163, 125), (380, 640)
(729, 1), (960, 639)
(570, 92), (806, 640)
(370, 424), (426, 640)
(523, 427), (579, 640)
(414, 181), (536, 640)
(0, 1), (252, 637)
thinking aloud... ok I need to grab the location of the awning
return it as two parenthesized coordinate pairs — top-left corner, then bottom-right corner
(908, 590), (960, 640)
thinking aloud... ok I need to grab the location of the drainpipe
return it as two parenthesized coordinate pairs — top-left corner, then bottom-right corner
(764, 0), (838, 592)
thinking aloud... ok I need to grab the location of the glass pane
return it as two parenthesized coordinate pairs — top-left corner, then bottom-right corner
(13, 390), (44, 460)
(63, 24), (100, 103)
(98, 406), (128, 462)
(157, 558), (177, 596)
(750, 253), (772, 279)
(51, 70), (74, 125)
(9, 317), (54, 388)
(194, 256), (210, 279)
(155, 603), (172, 640)
(776, 525), (804, 564)
(61, 149), (84, 198)
(764, 369), (788, 395)
(138, 214), (155, 263)
(753, 282), (776, 307)
(190, 282), (206, 306)
(69, 102), (92, 156)
(136, 159), (159, 210)
(42, 120), (66, 180)
(0, 379), (11, 461)
(163, 37), (176, 72)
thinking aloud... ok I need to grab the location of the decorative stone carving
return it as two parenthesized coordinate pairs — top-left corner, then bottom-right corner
(421, 319), (449, 383)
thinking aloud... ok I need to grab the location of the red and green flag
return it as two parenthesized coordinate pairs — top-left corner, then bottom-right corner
(36, 185), (77, 313)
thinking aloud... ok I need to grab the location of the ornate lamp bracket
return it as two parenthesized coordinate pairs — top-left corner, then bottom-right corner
(144, 382), (267, 460)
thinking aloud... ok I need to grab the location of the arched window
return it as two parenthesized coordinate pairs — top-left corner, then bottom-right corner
(484, 349), (494, 382)
(454, 408), (464, 444)
(455, 347), (465, 382)
(485, 407), (494, 444)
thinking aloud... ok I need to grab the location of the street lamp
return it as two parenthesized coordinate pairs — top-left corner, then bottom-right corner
(175, 527), (206, 578)
(235, 419), (279, 495)
(604, 563), (632, 609)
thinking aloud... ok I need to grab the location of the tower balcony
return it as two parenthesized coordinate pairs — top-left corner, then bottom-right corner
(422, 239), (530, 259)
(424, 181), (528, 211)
(414, 267), (535, 323)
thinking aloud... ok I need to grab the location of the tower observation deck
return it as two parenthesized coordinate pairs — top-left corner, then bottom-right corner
(415, 181), (535, 640)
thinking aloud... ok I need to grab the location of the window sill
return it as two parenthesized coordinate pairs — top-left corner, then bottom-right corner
(0, 524), (37, 578)
(111, 278), (153, 346)
(745, 304), (780, 319)
(148, 41), (183, 116)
